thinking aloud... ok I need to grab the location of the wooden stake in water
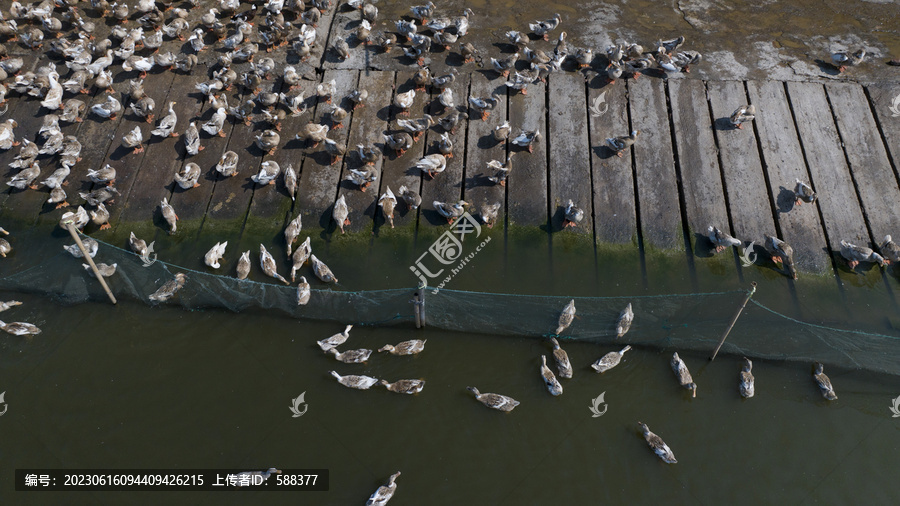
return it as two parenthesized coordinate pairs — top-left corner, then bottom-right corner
(64, 222), (117, 305)
(413, 281), (426, 329)
(710, 281), (756, 361)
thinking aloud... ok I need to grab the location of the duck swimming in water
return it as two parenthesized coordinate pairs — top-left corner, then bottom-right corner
(379, 339), (426, 355)
(380, 379), (425, 395)
(638, 422), (677, 464)
(549, 337), (573, 379)
(0, 319), (41, 336)
(318, 324), (353, 351)
(330, 371), (378, 390)
(813, 362), (837, 400)
(555, 299), (575, 335)
(366, 472), (401, 506)
(671, 352), (697, 397)
(540, 355), (563, 396)
(616, 303), (634, 338)
(740, 358), (755, 398)
(467, 386), (519, 412)
(148, 272), (186, 302)
(592, 345), (632, 373)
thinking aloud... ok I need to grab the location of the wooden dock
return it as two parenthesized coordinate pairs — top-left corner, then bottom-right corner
(1, 1), (899, 290)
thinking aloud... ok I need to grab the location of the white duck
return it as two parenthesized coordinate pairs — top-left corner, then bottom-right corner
(592, 345), (632, 373)
(204, 241), (228, 269)
(260, 244), (289, 284)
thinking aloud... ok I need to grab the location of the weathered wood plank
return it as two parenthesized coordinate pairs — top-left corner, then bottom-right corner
(587, 80), (635, 245)
(464, 72), (507, 231)
(321, 3), (379, 70)
(335, 70), (393, 233)
(376, 71), (425, 232)
(827, 82), (900, 243)
(628, 77), (682, 250)
(747, 80), (830, 273)
(706, 81), (775, 248)
(864, 82), (900, 218)
(120, 69), (222, 238)
(419, 73), (468, 233)
(548, 72), (592, 236)
(786, 82), (866, 252)
(98, 68), (178, 234)
(668, 79), (729, 252)
(312, 0), (340, 66)
(294, 69), (360, 233)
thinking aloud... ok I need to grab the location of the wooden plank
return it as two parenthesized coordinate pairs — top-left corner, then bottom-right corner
(418, 73), (468, 233)
(312, 0), (340, 66)
(116, 68), (215, 237)
(786, 82), (867, 251)
(863, 82), (900, 224)
(376, 71), (425, 233)
(747, 80), (830, 273)
(628, 77), (682, 250)
(294, 69), (360, 233)
(335, 70), (393, 233)
(463, 72), (507, 231)
(668, 79), (729, 250)
(706, 81), (776, 248)
(587, 80), (635, 244)
(321, 4), (379, 70)
(97, 68), (178, 235)
(547, 72), (592, 236)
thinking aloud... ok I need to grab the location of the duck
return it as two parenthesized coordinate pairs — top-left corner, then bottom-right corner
(432, 70), (458, 91)
(607, 130), (639, 157)
(93, 69), (114, 93)
(129, 231), (155, 262)
(374, 32), (397, 54)
(236, 250), (251, 280)
(831, 48), (865, 73)
(393, 89), (415, 116)
(439, 110), (468, 134)
(549, 337), (573, 379)
(616, 303), (634, 338)
(739, 358), (755, 398)
(438, 132), (454, 158)
(479, 202), (501, 228)
(48, 187), (68, 208)
(563, 199), (583, 228)
(379, 339), (426, 355)
(624, 57), (653, 79)
(122, 55), (155, 78)
(0, 119), (19, 150)
(555, 299), (575, 335)
(296, 276), (311, 305)
(398, 185), (422, 210)
(122, 125), (144, 154)
(460, 42), (478, 64)
(284, 214), (303, 257)
(0, 300), (23, 312)
(592, 345), (632, 373)
(328, 103), (349, 129)
(9, 139), (38, 169)
(214, 151), (240, 178)
(202, 107), (227, 137)
(0, 238), (10, 258)
(148, 272), (187, 302)
(316, 79), (336, 103)
(60, 206), (90, 231)
(793, 178), (817, 205)
(160, 197), (178, 234)
(362, 2), (379, 22)
(83, 260), (117, 278)
(493, 121), (511, 142)
(765, 235), (797, 279)
(332, 37), (350, 60)
(61, 99), (86, 123)
(183, 122), (203, 155)
(434, 200), (468, 224)
(379, 187), (397, 228)
(204, 241), (228, 269)
(638, 422), (677, 464)
(840, 239), (885, 270)
(327, 346), (372, 364)
(318, 324), (353, 351)
(409, 1), (435, 24)
(526, 11), (561, 38)
(673, 50), (702, 73)
(291, 237), (312, 282)
(524, 46), (551, 65)
(384, 132), (413, 156)
(311, 254), (338, 283)
(412, 67), (432, 91)
(174, 162), (201, 189)
(63, 235), (97, 258)
(417, 153), (447, 179)
(151, 101), (178, 138)
(256, 130), (280, 156)
(506, 30), (527, 51)
(380, 379), (424, 395)
(0, 320), (41, 336)
(880, 235), (900, 264)
(175, 54), (198, 73)
(468, 94), (500, 121)
(89, 203), (110, 230)
(708, 226), (741, 253)
(729, 105), (756, 129)
(511, 129), (541, 153)
(467, 386), (519, 412)
(40, 166), (69, 189)
(330, 371), (378, 390)
(130, 96), (156, 123)
(396, 114), (434, 142)
(260, 244), (289, 285)
(573, 46), (594, 68)
(347, 88), (368, 110)
(40, 71), (63, 111)
(813, 362), (838, 400)
(295, 123), (329, 148)
(671, 352), (697, 397)
(7, 162), (40, 190)
(252, 161), (281, 186)
(332, 194), (350, 233)
(606, 60), (624, 82)
(280, 90), (306, 117)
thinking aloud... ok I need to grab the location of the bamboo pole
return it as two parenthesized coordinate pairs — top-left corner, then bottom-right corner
(64, 222), (117, 305)
(710, 281), (756, 361)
